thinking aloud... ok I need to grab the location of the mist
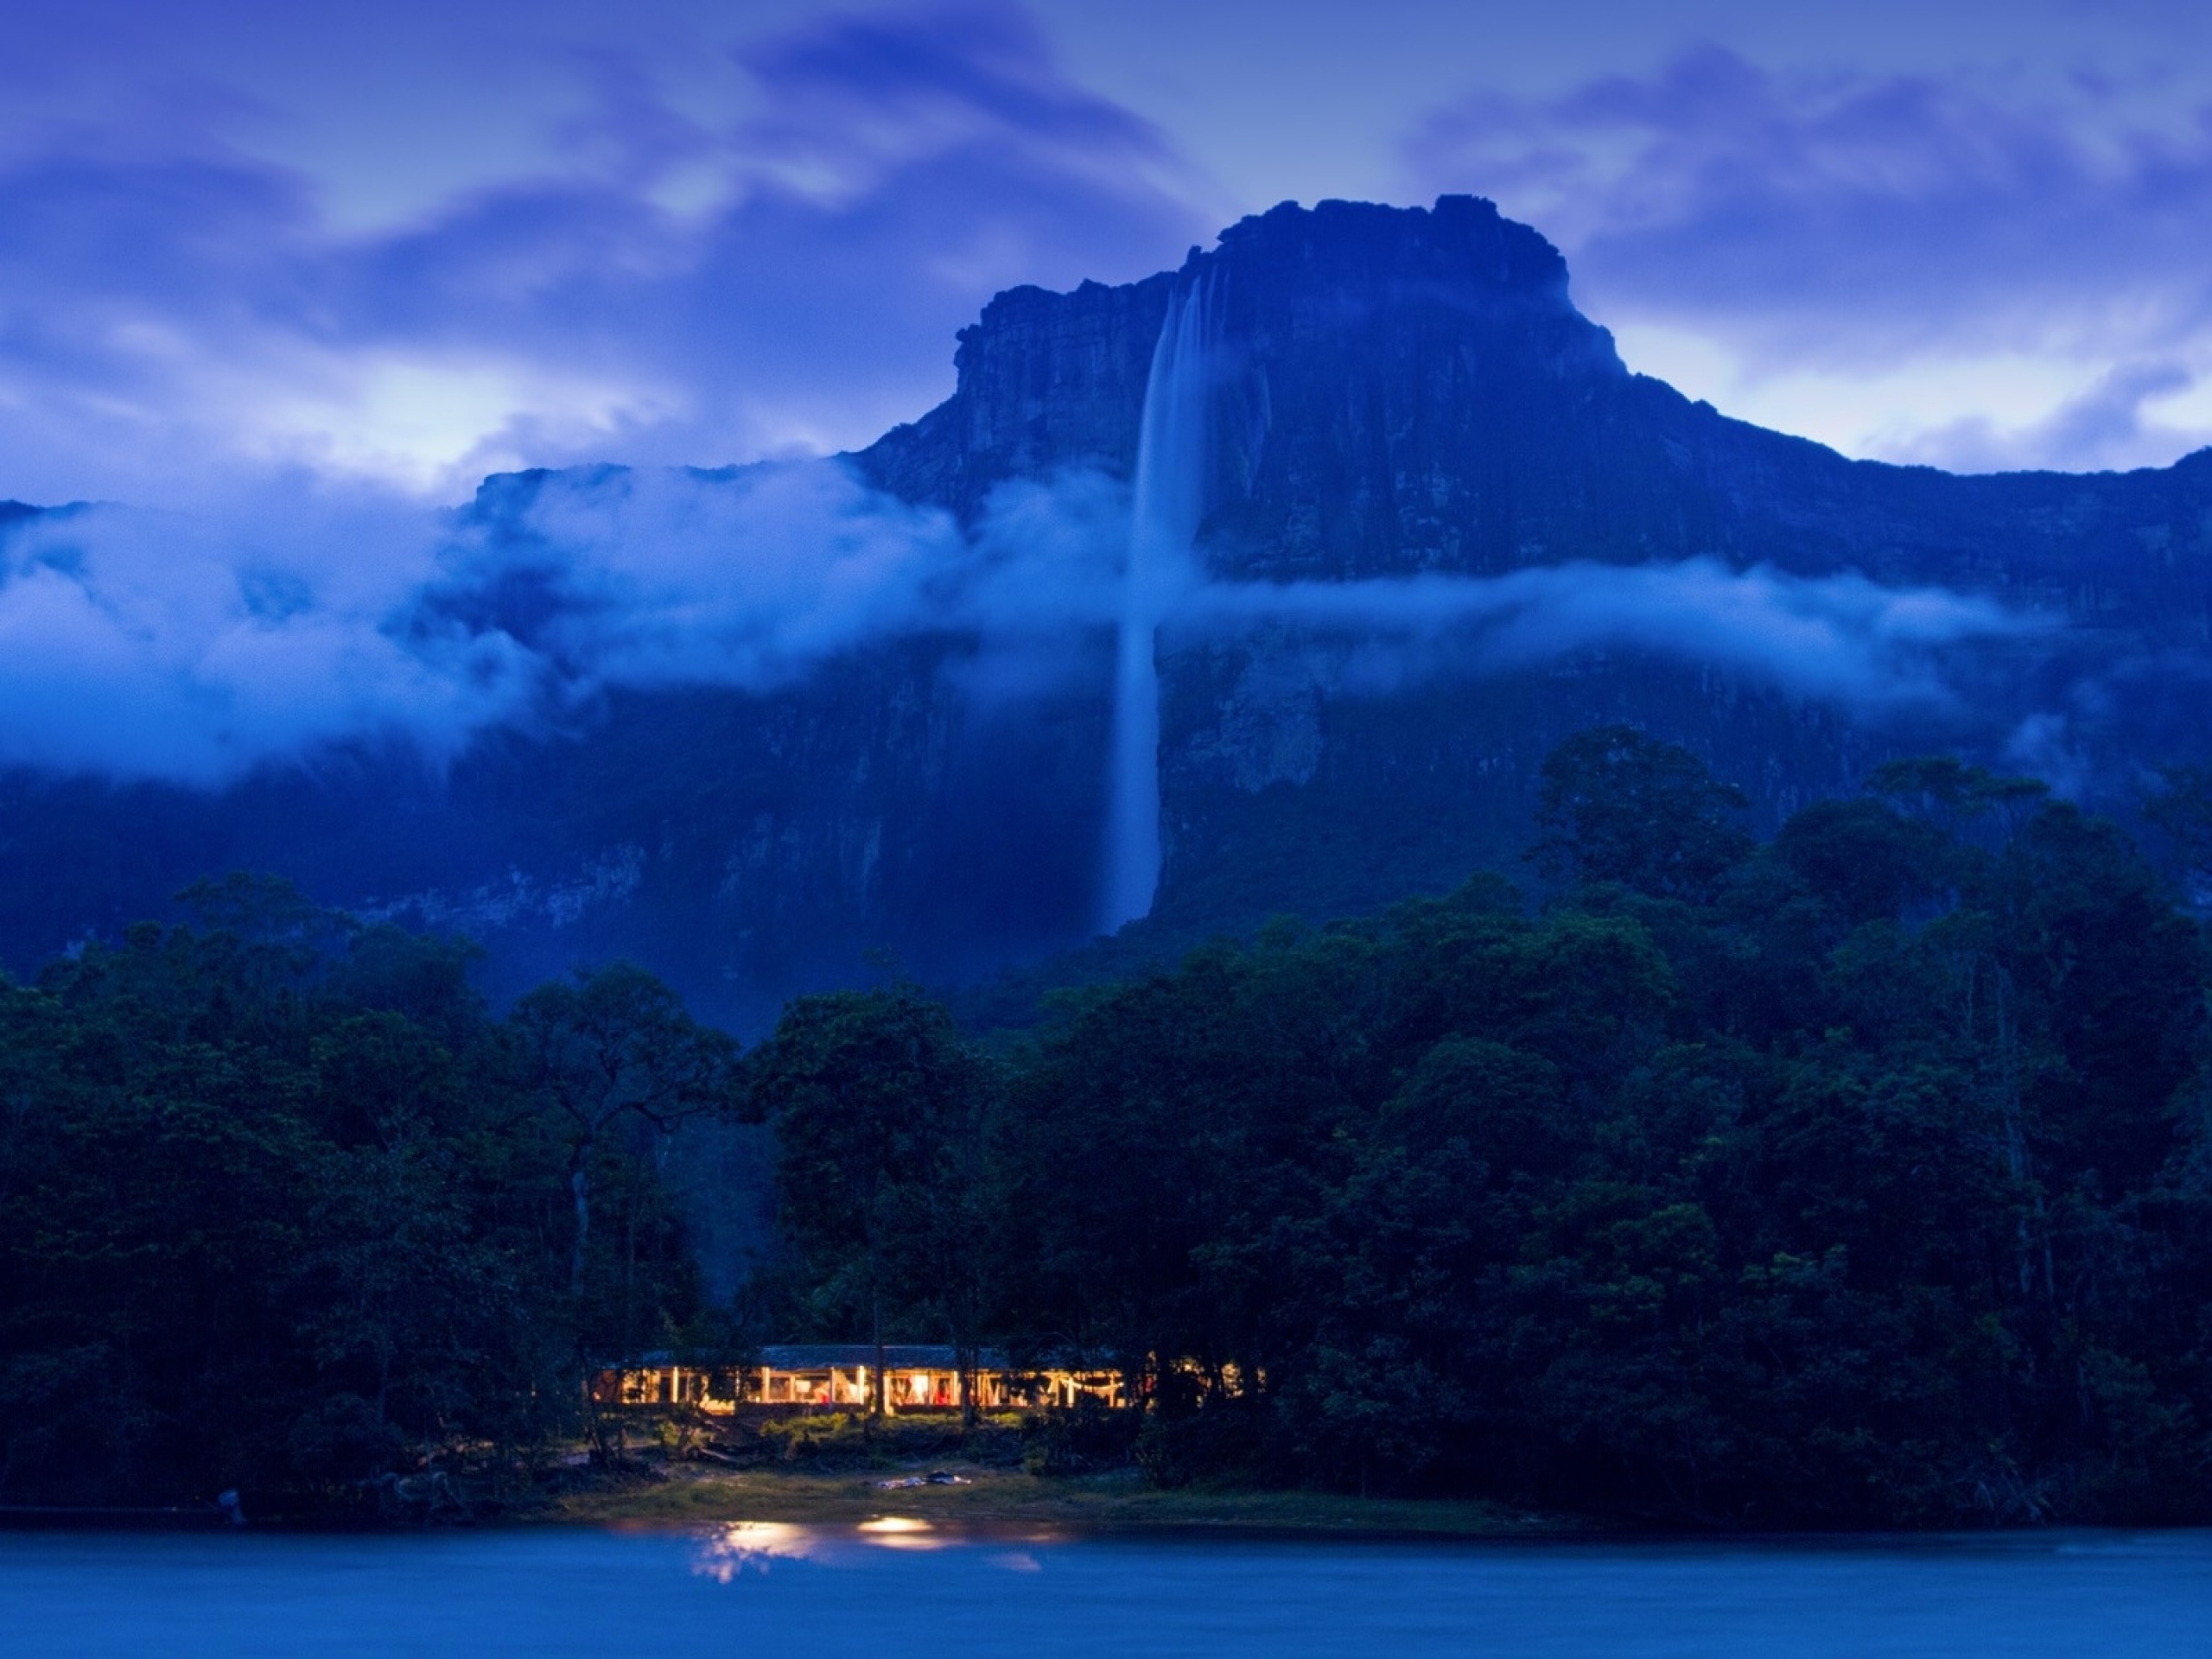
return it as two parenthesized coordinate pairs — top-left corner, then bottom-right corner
(1184, 558), (2035, 710)
(0, 490), (531, 784)
(0, 455), (2050, 788)
(0, 460), (1131, 786)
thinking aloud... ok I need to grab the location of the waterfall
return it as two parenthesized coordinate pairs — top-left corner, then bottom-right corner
(1100, 278), (1211, 933)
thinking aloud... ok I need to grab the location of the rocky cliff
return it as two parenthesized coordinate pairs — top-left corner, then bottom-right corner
(861, 195), (2210, 951)
(872, 196), (2212, 618)
(2, 197), (2207, 1027)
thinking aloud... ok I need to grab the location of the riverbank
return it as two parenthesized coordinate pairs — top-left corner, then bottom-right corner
(537, 1459), (1577, 1537)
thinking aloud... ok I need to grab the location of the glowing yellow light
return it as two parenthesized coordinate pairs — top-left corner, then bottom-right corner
(857, 1516), (931, 1534)
(690, 1522), (819, 1580)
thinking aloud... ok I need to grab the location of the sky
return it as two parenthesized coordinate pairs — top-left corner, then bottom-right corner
(0, 0), (2205, 787)
(5, 0), (2211, 509)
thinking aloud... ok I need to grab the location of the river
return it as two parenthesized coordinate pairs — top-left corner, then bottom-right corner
(5, 1522), (2209, 1656)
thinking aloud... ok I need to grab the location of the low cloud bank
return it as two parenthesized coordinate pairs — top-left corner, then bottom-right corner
(0, 461), (1124, 785)
(0, 459), (2049, 786)
(1187, 559), (2032, 709)
(425, 462), (1131, 691)
(0, 493), (529, 783)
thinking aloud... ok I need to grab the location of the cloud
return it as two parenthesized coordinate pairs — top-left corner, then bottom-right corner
(426, 459), (1142, 693)
(0, 457), (1138, 785)
(0, 3), (1209, 505)
(1891, 359), (2196, 473)
(0, 451), (2051, 787)
(1405, 48), (2212, 468)
(0, 15), (2114, 790)
(1408, 48), (2212, 360)
(0, 492), (533, 783)
(1184, 559), (2034, 711)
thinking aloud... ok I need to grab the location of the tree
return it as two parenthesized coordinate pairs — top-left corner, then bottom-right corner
(0, 891), (730, 1514)
(2143, 765), (2212, 904)
(1865, 755), (2050, 843)
(750, 987), (999, 1421)
(1771, 797), (1951, 930)
(1530, 725), (1752, 902)
(510, 963), (740, 1297)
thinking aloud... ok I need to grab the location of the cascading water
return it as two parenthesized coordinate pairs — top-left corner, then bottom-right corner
(1100, 277), (1211, 933)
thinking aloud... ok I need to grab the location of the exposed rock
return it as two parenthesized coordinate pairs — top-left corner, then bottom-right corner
(2, 197), (2208, 1025)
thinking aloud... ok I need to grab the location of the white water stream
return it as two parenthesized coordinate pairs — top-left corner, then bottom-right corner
(1100, 279), (1211, 933)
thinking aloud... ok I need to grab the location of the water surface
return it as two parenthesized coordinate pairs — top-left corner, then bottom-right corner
(5, 1522), (2209, 1656)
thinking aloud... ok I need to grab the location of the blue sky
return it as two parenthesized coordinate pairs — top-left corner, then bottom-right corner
(5, 0), (2211, 505)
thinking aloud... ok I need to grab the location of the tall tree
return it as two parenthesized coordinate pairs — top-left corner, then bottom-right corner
(1530, 725), (1751, 902)
(750, 986), (998, 1419)
(510, 963), (740, 1297)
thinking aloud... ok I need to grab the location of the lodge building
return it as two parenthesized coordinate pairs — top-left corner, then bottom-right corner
(595, 1344), (1126, 1414)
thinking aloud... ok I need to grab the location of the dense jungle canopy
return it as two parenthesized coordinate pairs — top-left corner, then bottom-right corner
(5, 730), (2211, 1526)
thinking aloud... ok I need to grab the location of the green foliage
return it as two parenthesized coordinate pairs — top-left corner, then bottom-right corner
(10, 724), (2212, 1531)
(1532, 724), (1752, 901)
(1021, 1399), (1143, 1475)
(0, 886), (727, 1514)
(760, 733), (2212, 1526)
(747, 987), (1001, 1417)
(512, 963), (740, 1296)
(2144, 765), (2212, 899)
(747, 1408), (1015, 1467)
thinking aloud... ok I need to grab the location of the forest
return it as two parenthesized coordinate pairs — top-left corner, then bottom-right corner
(5, 728), (2211, 1526)
(0, 882), (736, 1513)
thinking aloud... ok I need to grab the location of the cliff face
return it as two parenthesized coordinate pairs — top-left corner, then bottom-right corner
(870, 195), (2212, 626)
(0, 639), (1112, 1029)
(863, 271), (1173, 518)
(2, 197), (2208, 1025)
(855, 195), (2209, 945)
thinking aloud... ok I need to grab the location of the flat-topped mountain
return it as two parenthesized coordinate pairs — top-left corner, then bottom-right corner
(873, 195), (2211, 613)
(2, 198), (2206, 1025)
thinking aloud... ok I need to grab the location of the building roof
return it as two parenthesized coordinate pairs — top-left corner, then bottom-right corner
(760, 1344), (1004, 1370)
(608, 1344), (1116, 1372)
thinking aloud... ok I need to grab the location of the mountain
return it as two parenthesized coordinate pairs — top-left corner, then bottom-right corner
(3, 197), (2208, 1028)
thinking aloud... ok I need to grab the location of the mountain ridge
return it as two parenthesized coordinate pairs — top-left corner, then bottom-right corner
(0, 195), (2207, 1027)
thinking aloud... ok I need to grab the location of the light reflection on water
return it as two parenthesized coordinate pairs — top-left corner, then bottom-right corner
(4, 1522), (2211, 1657)
(690, 1515), (971, 1575)
(690, 1521), (817, 1580)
